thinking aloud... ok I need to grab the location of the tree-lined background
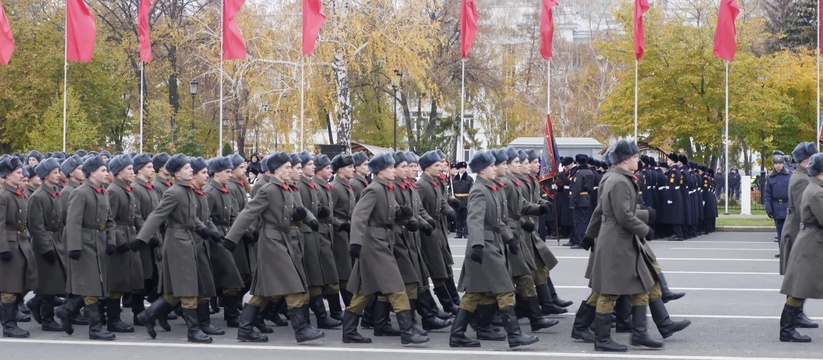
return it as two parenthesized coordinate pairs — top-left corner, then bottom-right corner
(0, 0), (818, 175)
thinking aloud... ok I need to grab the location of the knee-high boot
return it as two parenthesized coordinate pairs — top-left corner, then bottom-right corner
(628, 305), (663, 348)
(571, 301), (595, 343)
(780, 304), (812, 342)
(2, 300), (30, 338)
(40, 296), (64, 332)
(373, 300), (400, 336)
(85, 302), (116, 341)
(237, 304), (268, 342)
(649, 298), (690, 339)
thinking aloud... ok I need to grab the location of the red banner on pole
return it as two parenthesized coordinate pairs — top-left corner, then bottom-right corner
(634, 0), (649, 60)
(138, 0), (153, 62)
(66, 0), (96, 62)
(302, 0), (326, 56)
(713, 0), (739, 62)
(460, 0), (478, 59)
(222, 0), (246, 60)
(0, 0), (13, 66)
(540, 0), (558, 60)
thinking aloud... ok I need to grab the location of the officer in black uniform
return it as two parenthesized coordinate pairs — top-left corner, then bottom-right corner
(557, 157), (574, 243)
(568, 154), (593, 249)
(452, 162), (472, 238)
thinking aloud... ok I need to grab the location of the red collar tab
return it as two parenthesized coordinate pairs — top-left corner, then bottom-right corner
(439, 173), (446, 181)
(165, 181), (172, 187)
(195, 189), (205, 196)
(145, 182), (154, 190)
(399, 182), (407, 190)
(491, 184), (498, 192)
(125, 185), (132, 192)
(325, 183), (331, 191)
(95, 187), (102, 194)
(387, 183), (395, 190)
(431, 180), (438, 187)
(282, 183), (290, 191)
(220, 186), (229, 193)
(308, 182), (316, 189)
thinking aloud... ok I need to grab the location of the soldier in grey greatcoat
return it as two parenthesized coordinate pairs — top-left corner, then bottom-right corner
(351, 152), (370, 202)
(129, 153), (162, 327)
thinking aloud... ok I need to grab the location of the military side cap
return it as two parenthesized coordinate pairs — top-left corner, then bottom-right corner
(368, 152), (396, 174)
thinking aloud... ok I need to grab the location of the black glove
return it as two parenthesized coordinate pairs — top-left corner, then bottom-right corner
(447, 197), (460, 209)
(116, 243), (130, 253)
(195, 227), (214, 240)
(521, 220), (535, 233)
(645, 227), (655, 240)
(69, 250), (81, 260)
(242, 230), (255, 244)
(420, 222), (433, 235)
(406, 218), (419, 232)
(294, 207), (308, 221)
(767, 212), (773, 219)
(208, 229), (223, 243)
(539, 203), (551, 215)
(129, 239), (144, 252)
(469, 245), (483, 264)
(647, 208), (657, 224)
(223, 238), (236, 252)
(349, 244), (362, 259)
(581, 236), (595, 251)
(445, 209), (457, 221)
(42, 250), (57, 263)
(252, 230), (260, 243)
(507, 238), (520, 255)
(426, 218), (436, 229)
(148, 237), (161, 248)
(307, 219), (320, 231)
(318, 205), (330, 218)
(106, 244), (116, 255)
(0, 251), (11, 262)
(339, 223), (351, 233)
(393, 246), (404, 259)
(396, 206), (413, 220)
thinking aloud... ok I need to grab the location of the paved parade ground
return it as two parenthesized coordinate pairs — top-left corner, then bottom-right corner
(2, 232), (822, 360)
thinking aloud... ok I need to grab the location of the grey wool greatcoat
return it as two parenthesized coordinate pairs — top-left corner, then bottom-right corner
(331, 176), (356, 282)
(780, 165), (811, 275)
(352, 173), (369, 202)
(307, 177), (339, 286)
(228, 177), (256, 277)
(225, 177), (308, 297)
(152, 175), (173, 198)
(416, 173), (453, 279)
(391, 179), (423, 286)
(288, 181), (308, 283)
(192, 186), (217, 297)
(781, 176), (823, 299)
(106, 178), (145, 293)
(64, 180), (116, 297)
(347, 177), (405, 296)
(204, 180), (245, 290)
(458, 176), (515, 294)
(0, 183), (38, 294)
(28, 182), (66, 295)
(60, 179), (81, 225)
(136, 180), (214, 297)
(587, 167), (656, 295)
(500, 174), (539, 277)
(409, 180), (434, 284)
(522, 174), (558, 270)
(131, 177), (160, 280)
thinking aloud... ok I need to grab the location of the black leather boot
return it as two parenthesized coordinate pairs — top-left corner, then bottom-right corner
(289, 304), (325, 343)
(525, 296), (559, 331)
(255, 302), (275, 333)
(157, 306), (172, 332)
(797, 305), (819, 328)
(444, 277), (461, 308)
(629, 305), (664, 348)
(309, 295), (341, 329)
(131, 294), (145, 326)
(614, 295), (632, 333)
(69, 312), (89, 325)
(571, 301), (595, 343)
(360, 297), (376, 328)
(237, 304), (268, 342)
(396, 310), (429, 344)
(418, 289), (452, 320)
(25, 295), (43, 324)
(326, 293), (344, 321)
(649, 298), (690, 339)
(474, 304), (504, 341)
(2, 301), (30, 338)
(434, 285), (459, 315)
(449, 309), (480, 347)
(547, 278), (573, 307)
(98, 297), (107, 326)
(85, 302), (116, 341)
(223, 295), (240, 328)
(55, 295), (84, 335)
(342, 311), (372, 343)
(136, 298), (174, 339)
(659, 273), (685, 303)
(594, 312), (627, 352)
(197, 302), (225, 335)
(182, 308), (212, 343)
(41, 297), (64, 332)
(500, 307), (538, 348)
(408, 300), (428, 335)
(416, 295), (452, 331)
(536, 283), (567, 315)
(781, 304), (812, 342)
(373, 300), (400, 336)
(106, 298), (134, 333)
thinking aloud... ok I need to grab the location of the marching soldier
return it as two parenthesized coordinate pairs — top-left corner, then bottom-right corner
(227, 154), (256, 305)
(130, 153), (162, 328)
(27, 151), (42, 166)
(189, 158), (223, 337)
(452, 161), (472, 239)
(23, 165), (38, 197)
(151, 153), (173, 196)
(330, 154), (356, 315)
(60, 155), (85, 223)
(351, 151), (370, 201)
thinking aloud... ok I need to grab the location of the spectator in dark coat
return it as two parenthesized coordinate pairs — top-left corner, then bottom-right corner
(728, 169), (741, 199)
(765, 151), (791, 257)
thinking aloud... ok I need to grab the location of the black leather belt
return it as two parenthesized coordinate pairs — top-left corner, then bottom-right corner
(801, 222), (823, 230)
(265, 224), (291, 233)
(45, 226), (59, 232)
(368, 220), (392, 229)
(484, 225), (500, 233)
(116, 220), (134, 226)
(5, 224), (26, 232)
(168, 223), (196, 232)
(82, 223), (106, 231)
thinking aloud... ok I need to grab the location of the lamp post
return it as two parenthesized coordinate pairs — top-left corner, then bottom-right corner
(235, 115), (245, 153)
(221, 116), (228, 155)
(261, 103), (270, 154)
(760, 129), (766, 205)
(189, 80), (198, 129)
(392, 69), (402, 151)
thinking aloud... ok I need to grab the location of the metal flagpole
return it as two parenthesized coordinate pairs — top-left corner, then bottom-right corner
(548, 59), (560, 246)
(218, 0), (224, 155)
(62, 9), (68, 153)
(724, 61), (730, 215)
(634, 59), (639, 139)
(300, 58), (305, 152)
(459, 59), (466, 162)
(140, 61), (144, 153)
(817, 0), (821, 149)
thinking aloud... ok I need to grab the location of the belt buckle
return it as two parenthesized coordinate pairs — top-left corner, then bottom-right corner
(801, 223), (806, 230)
(18, 225), (25, 232)
(98, 224), (106, 231)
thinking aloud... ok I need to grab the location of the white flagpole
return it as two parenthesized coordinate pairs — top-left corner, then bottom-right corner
(817, 0), (821, 149)
(724, 61), (730, 215)
(547, 59), (551, 114)
(139, 61), (144, 153)
(459, 59), (466, 162)
(62, 10), (68, 153)
(634, 59), (639, 139)
(300, 58), (305, 152)
(218, 0), (224, 156)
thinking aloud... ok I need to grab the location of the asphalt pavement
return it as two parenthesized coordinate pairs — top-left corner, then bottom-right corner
(3, 231), (822, 360)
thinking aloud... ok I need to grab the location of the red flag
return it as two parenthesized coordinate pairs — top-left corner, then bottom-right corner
(539, 0), (558, 60)
(66, 0), (96, 62)
(539, 114), (561, 198)
(460, 0), (478, 59)
(0, 0), (13, 66)
(302, 0), (326, 56)
(633, 0), (649, 60)
(222, 0), (246, 60)
(713, 0), (739, 62)
(138, 0), (153, 62)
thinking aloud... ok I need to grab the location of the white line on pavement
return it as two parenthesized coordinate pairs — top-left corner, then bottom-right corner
(550, 285), (780, 292)
(670, 248), (776, 251)
(550, 256), (779, 262)
(664, 271), (779, 275)
(0, 338), (813, 360)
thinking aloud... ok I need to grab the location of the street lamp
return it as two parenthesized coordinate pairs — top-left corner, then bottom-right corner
(760, 129), (766, 205)
(189, 80), (199, 130)
(392, 69), (403, 151)
(235, 115), (245, 153)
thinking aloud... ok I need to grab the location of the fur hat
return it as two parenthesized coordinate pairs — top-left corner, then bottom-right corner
(640, 154), (650, 165)
(108, 154), (133, 176)
(266, 152), (291, 173)
(81, 155), (107, 178)
(560, 156), (573, 167)
(678, 154), (688, 164)
(152, 152), (170, 171)
(298, 151), (314, 167)
(607, 140), (639, 165)
(504, 147), (519, 164)
(314, 154), (332, 170)
(27, 150), (42, 162)
(331, 154), (354, 173)
(517, 150), (528, 163)
(165, 153), (189, 175)
(493, 149), (508, 165)
(190, 157), (208, 174)
(469, 150), (495, 173)
(99, 150), (112, 159)
(352, 151), (369, 167)
(0, 157), (22, 178)
(575, 154), (589, 164)
(526, 149), (539, 162)
(22, 165), (36, 179)
(368, 152), (396, 174)
(649, 158), (657, 167)
(435, 150), (446, 160)
(667, 153), (678, 162)
(404, 151), (418, 164)
(229, 153), (245, 169)
(35, 158), (60, 180)
(587, 157), (595, 166)
(392, 151), (408, 166)
(807, 153), (823, 176)
(207, 156), (233, 176)
(419, 150), (440, 170)
(61, 155), (83, 177)
(75, 149), (88, 158)
(132, 153), (152, 173)
(288, 154), (301, 166)
(792, 142), (818, 163)
(456, 161), (467, 169)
